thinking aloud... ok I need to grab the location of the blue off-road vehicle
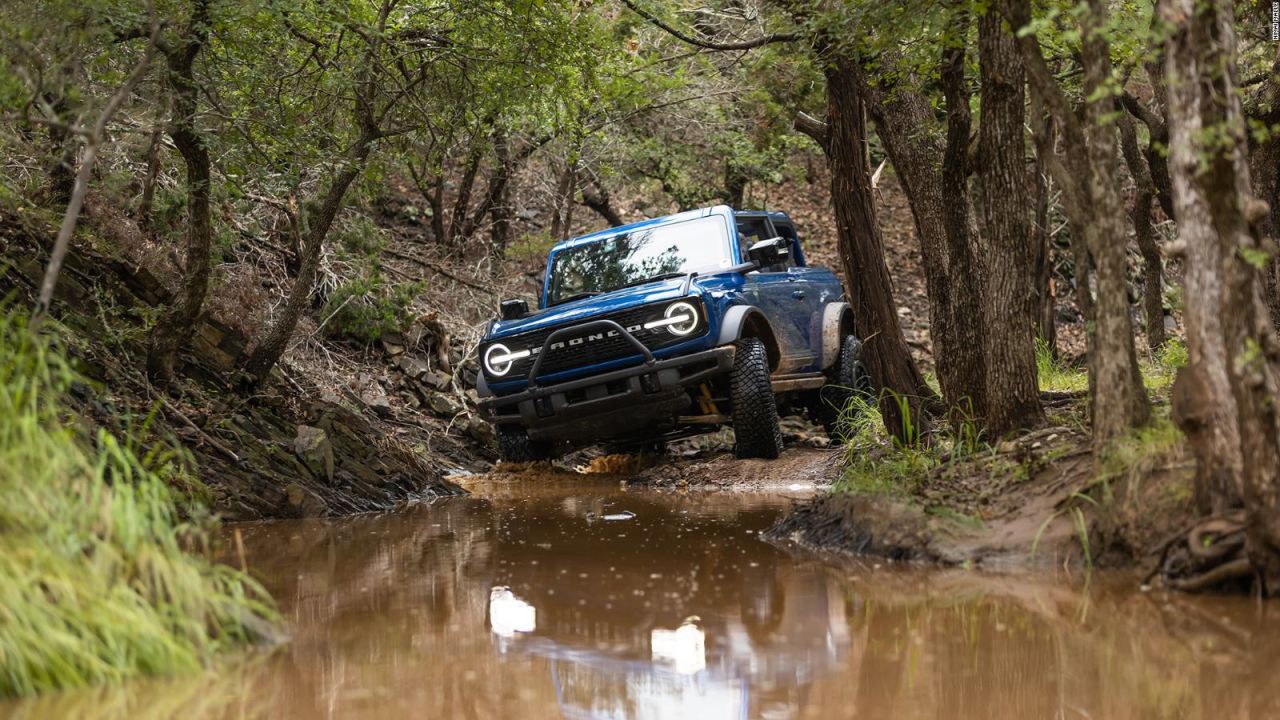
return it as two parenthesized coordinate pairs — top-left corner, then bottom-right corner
(475, 206), (873, 462)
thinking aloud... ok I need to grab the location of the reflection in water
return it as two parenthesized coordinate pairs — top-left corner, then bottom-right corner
(3, 481), (1280, 719)
(489, 587), (537, 637)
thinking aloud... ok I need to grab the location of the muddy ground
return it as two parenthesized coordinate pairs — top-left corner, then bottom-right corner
(470, 413), (1172, 574)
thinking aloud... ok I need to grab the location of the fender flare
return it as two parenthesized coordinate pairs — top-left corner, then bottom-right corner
(717, 305), (782, 371)
(820, 302), (857, 370)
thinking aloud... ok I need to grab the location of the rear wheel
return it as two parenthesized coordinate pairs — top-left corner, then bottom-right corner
(497, 426), (554, 463)
(730, 337), (784, 459)
(818, 335), (874, 442)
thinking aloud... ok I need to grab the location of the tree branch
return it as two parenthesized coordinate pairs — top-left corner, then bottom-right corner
(34, 11), (160, 324)
(620, 0), (798, 51)
(793, 111), (830, 153)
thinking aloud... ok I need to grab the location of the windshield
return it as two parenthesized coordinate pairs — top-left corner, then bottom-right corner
(545, 215), (733, 306)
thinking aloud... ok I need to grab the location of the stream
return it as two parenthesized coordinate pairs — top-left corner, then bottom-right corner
(4, 472), (1279, 719)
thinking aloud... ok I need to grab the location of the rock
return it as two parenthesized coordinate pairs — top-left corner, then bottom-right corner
(360, 384), (393, 417)
(396, 355), (431, 379)
(423, 369), (452, 391)
(427, 391), (462, 417)
(465, 416), (496, 446)
(284, 482), (326, 517)
(293, 425), (335, 483)
(381, 333), (407, 357)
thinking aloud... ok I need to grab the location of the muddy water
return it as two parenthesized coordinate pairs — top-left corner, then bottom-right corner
(5, 474), (1280, 720)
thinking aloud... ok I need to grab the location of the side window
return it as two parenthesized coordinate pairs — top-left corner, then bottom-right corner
(773, 222), (801, 268)
(736, 217), (772, 262)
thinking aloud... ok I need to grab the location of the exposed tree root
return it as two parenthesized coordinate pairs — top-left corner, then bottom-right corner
(1147, 510), (1256, 593)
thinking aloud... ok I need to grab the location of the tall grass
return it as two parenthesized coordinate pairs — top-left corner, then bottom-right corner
(833, 394), (943, 497)
(0, 310), (275, 698)
(1035, 337), (1089, 393)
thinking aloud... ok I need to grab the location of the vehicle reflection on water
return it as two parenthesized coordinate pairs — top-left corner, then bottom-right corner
(3, 476), (1280, 720)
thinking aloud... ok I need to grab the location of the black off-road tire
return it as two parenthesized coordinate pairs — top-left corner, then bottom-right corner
(497, 426), (553, 463)
(818, 335), (874, 442)
(730, 337), (784, 459)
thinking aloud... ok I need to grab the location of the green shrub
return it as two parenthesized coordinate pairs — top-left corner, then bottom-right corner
(322, 275), (424, 344)
(0, 310), (275, 698)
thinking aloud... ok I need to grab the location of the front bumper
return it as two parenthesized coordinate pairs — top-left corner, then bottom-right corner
(478, 346), (734, 442)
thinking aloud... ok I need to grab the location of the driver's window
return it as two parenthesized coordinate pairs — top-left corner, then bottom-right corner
(773, 222), (800, 268)
(736, 217), (772, 262)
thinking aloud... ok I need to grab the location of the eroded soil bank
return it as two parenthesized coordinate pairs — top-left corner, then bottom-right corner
(2, 470), (1275, 719)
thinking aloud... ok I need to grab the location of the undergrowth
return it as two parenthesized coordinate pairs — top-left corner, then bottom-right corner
(0, 309), (276, 698)
(1036, 338), (1088, 393)
(833, 394), (952, 498)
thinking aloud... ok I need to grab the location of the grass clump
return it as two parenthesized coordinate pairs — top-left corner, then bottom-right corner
(1140, 338), (1188, 393)
(0, 310), (275, 698)
(1035, 337), (1088, 393)
(832, 394), (942, 498)
(1097, 414), (1185, 486)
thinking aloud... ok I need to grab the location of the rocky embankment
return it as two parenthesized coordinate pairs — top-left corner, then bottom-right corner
(1, 215), (475, 519)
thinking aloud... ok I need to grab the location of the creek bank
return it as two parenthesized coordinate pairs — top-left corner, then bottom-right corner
(766, 421), (1199, 573)
(1, 209), (477, 519)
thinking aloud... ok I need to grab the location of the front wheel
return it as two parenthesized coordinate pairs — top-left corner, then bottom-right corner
(497, 426), (554, 463)
(730, 337), (784, 459)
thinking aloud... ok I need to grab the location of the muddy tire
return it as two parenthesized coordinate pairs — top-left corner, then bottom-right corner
(730, 337), (784, 459)
(817, 335), (874, 442)
(497, 426), (553, 463)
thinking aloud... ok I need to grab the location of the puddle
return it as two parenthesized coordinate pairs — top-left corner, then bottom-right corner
(4, 477), (1279, 719)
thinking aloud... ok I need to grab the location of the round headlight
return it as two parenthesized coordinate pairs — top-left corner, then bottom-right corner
(663, 301), (699, 336)
(483, 343), (530, 376)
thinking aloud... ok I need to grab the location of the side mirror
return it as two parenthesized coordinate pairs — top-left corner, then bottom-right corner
(747, 236), (791, 268)
(499, 298), (529, 320)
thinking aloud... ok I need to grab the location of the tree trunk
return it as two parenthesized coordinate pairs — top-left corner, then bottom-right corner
(581, 180), (625, 227)
(44, 95), (76, 206)
(241, 136), (373, 384)
(147, 0), (214, 384)
(974, 9), (1043, 436)
(483, 131), (514, 248)
(549, 159), (578, 240)
(1031, 114), (1057, 353)
(725, 161), (749, 209)
(1164, 0), (1280, 587)
(1007, 0), (1150, 444)
(939, 31), (991, 423)
(856, 53), (976, 425)
(1118, 110), (1166, 350)
(448, 142), (484, 243)
(820, 53), (937, 441)
(407, 161), (447, 244)
(138, 124), (164, 229)
(1079, 0), (1151, 442)
(1249, 48), (1280, 331)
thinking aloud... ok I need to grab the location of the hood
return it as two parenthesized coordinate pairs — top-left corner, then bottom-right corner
(487, 277), (691, 340)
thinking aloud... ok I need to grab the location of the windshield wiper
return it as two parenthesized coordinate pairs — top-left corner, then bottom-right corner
(614, 272), (688, 291)
(549, 291), (602, 307)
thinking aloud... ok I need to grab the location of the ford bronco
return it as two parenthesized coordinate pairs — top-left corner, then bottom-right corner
(475, 206), (873, 462)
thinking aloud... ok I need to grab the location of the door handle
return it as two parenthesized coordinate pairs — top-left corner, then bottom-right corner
(792, 290), (806, 299)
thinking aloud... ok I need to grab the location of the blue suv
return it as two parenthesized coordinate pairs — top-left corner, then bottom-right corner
(475, 206), (873, 462)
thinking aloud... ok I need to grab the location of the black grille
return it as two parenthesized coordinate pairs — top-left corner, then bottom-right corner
(485, 301), (704, 380)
